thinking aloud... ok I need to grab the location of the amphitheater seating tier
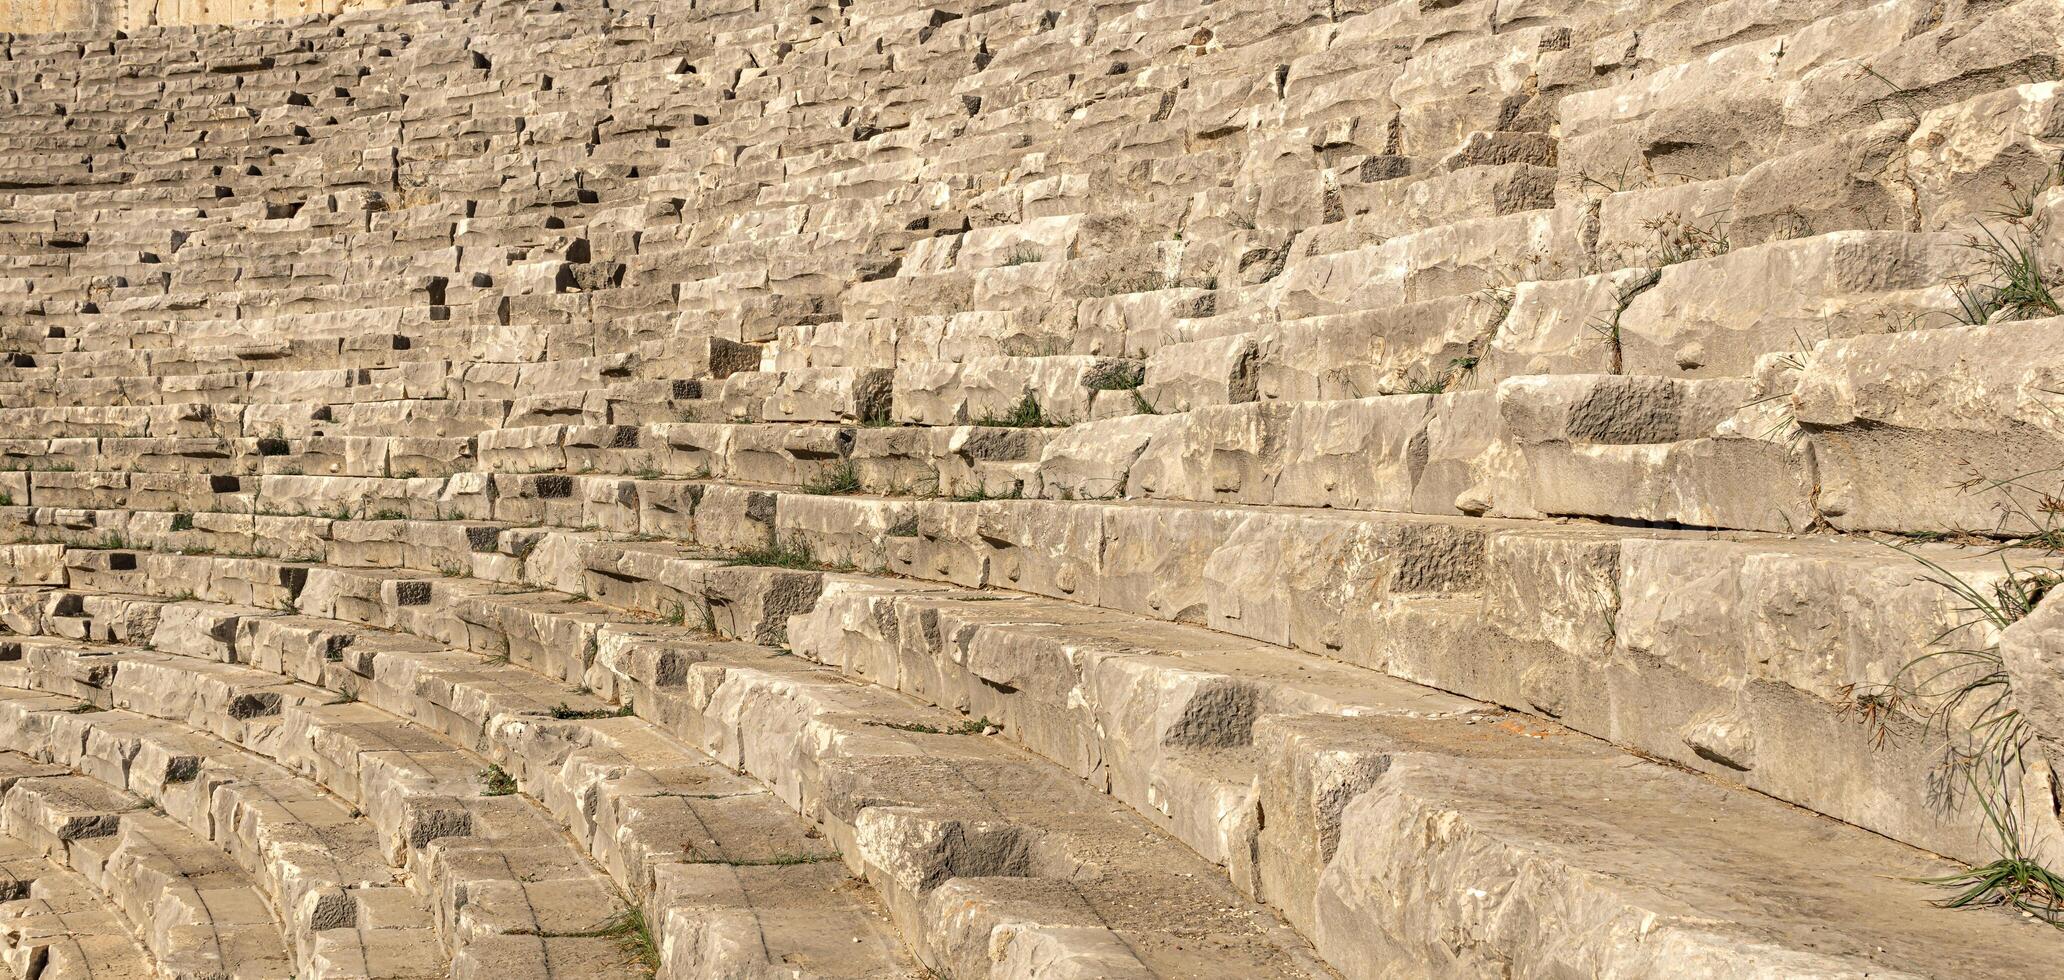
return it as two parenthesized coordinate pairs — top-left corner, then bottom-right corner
(2, 0), (2064, 976)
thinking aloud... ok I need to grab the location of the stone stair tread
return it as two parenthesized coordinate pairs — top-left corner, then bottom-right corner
(1264, 711), (2061, 977)
(18, 574), (1336, 976)
(56, 544), (2060, 977)
(0, 756), (299, 979)
(0, 594), (927, 978)
(0, 684), (445, 978)
(0, 858), (160, 980)
(5, 0), (2064, 976)
(776, 571), (2064, 975)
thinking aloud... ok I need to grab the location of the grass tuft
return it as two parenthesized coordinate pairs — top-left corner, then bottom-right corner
(867, 716), (994, 736)
(478, 764), (517, 796)
(1857, 544), (2064, 925)
(549, 701), (623, 720)
(723, 535), (850, 572)
(1910, 776), (2064, 923)
(800, 462), (862, 496)
(1988, 162), (2064, 224)
(686, 852), (837, 867)
(587, 907), (660, 975)
(974, 392), (1054, 428)
(1587, 269), (1661, 375)
(1946, 223), (2061, 325)
(1403, 373), (1449, 395)
(727, 537), (818, 569)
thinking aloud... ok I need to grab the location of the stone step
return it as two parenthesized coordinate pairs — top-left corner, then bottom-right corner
(0, 435), (476, 479)
(28, 541), (2064, 977)
(13, 298), (2058, 537)
(0, 673), (447, 977)
(1033, 377), (1808, 531)
(0, 823), (155, 979)
(0, 750), (298, 979)
(6, 574), (1337, 978)
(0, 618), (904, 977)
(0, 615), (923, 979)
(784, 583), (2062, 977)
(7, 499), (2022, 868)
(254, 552), (2064, 975)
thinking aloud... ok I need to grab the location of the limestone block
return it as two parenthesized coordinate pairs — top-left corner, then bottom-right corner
(1796, 317), (2064, 534)
(1139, 334), (1256, 411)
(1500, 375), (1812, 531)
(1616, 232), (1970, 378)
(1907, 81), (2064, 230)
(728, 367), (891, 423)
(0, 545), (63, 586)
(1033, 415), (1183, 502)
(151, 601), (265, 662)
(1251, 294), (1492, 402)
(1075, 288), (1216, 357)
(893, 356), (1139, 426)
(1262, 209), (1572, 320)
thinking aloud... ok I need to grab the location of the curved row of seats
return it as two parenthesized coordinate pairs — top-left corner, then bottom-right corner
(5, 0), (2064, 976)
(0, 517), (2052, 975)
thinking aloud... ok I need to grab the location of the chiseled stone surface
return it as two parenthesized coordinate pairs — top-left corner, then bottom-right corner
(0, 0), (395, 34)
(0, 0), (2063, 977)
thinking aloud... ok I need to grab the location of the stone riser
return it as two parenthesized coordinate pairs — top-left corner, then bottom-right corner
(8, 541), (2055, 976)
(0, 582), (1328, 978)
(0, 605), (920, 979)
(0, 482), (2029, 865)
(2, 0), (2063, 976)
(0, 752), (301, 979)
(0, 829), (158, 980)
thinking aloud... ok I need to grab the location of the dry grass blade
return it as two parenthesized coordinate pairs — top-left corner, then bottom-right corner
(1946, 223), (2061, 325)
(1908, 776), (2064, 925)
(1871, 543), (2064, 924)
(800, 462), (862, 495)
(600, 907), (660, 974)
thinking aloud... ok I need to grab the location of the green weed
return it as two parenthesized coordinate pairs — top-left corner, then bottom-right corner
(867, 716), (993, 736)
(974, 392), (1053, 428)
(1945, 223), (2060, 325)
(1859, 546), (2064, 925)
(549, 702), (623, 720)
(478, 765), (518, 796)
(724, 536), (844, 571)
(800, 462), (862, 496)
(686, 852), (837, 867)
(1587, 269), (1662, 375)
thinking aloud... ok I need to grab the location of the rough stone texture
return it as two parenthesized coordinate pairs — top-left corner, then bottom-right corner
(0, 0), (2062, 977)
(0, 0), (392, 34)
